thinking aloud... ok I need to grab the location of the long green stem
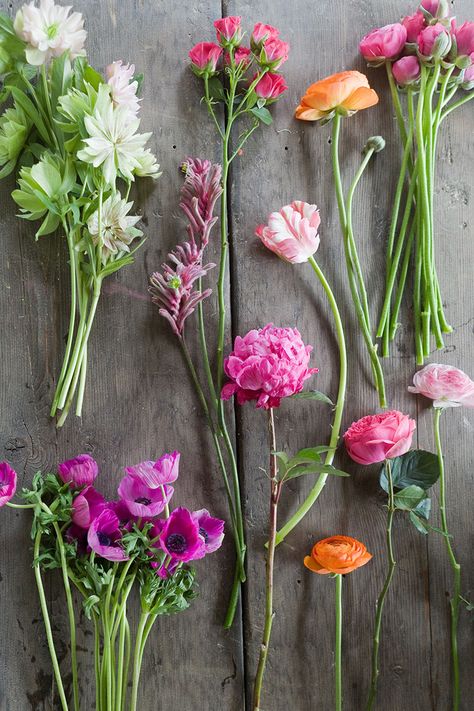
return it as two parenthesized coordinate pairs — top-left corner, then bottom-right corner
(252, 409), (281, 711)
(93, 615), (101, 711)
(389, 220), (416, 340)
(335, 574), (343, 711)
(366, 459), (397, 711)
(440, 91), (474, 121)
(386, 61), (408, 144)
(275, 256), (346, 545)
(130, 611), (150, 711)
(433, 408), (461, 711)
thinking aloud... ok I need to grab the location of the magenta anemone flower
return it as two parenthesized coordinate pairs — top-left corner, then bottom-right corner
(0, 462), (17, 507)
(152, 558), (180, 579)
(58, 454), (99, 488)
(66, 524), (90, 556)
(125, 451), (180, 488)
(159, 507), (205, 562)
(87, 509), (129, 562)
(118, 472), (173, 518)
(193, 509), (225, 554)
(72, 486), (106, 528)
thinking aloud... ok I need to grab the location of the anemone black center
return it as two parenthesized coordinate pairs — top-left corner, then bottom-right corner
(199, 527), (209, 543)
(135, 496), (152, 505)
(166, 533), (186, 554)
(98, 532), (111, 547)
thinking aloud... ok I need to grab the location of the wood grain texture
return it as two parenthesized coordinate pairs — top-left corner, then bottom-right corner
(0, 0), (472, 709)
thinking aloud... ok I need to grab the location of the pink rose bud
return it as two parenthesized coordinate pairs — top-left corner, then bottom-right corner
(225, 46), (251, 67)
(359, 23), (407, 64)
(258, 38), (289, 70)
(58, 454), (99, 488)
(418, 22), (451, 58)
(420, 0), (450, 20)
(254, 72), (288, 100)
(392, 56), (421, 85)
(214, 16), (242, 47)
(189, 42), (222, 76)
(256, 201), (320, 264)
(0, 462), (17, 508)
(402, 12), (426, 43)
(251, 22), (279, 51)
(408, 363), (474, 408)
(344, 411), (416, 466)
(454, 21), (474, 58)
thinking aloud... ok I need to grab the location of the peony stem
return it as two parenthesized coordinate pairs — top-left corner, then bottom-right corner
(433, 408), (461, 711)
(274, 256), (347, 546)
(335, 573), (343, 711)
(366, 459), (397, 711)
(252, 409), (282, 711)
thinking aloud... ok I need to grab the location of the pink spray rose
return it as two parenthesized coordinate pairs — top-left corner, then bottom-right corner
(418, 23), (451, 58)
(225, 46), (251, 67)
(58, 454), (99, 488)
(454, 22), (474, 58)
(258, 38), (289, 70)
(221, 323), (318, 409)
(359, 23), (407, 63)
(254, 72), (288, 100)
(344, 411), (416, 465)
(189, 42), (222, 75)
(392, 56), (421, 85)
(251, 22), (279, 50)
(402, 12), (426, 43)
(0, 462), (17, 508)
(256, 200), (320, 264)
(408, 363), (474, 408)
(214, 16), (242, 46)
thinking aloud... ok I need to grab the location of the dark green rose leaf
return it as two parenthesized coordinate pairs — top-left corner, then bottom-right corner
(380, 450), (440, 493)
(393, 485), (426, 511)
(250, 106), (273, 125)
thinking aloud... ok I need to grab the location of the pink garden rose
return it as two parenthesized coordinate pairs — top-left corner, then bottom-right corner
(254, 72), (288, 100)
(258, 38), (289, 70)
(344, 411), (416, 465)
(418, 23), (451, 58)
(256, 201), (320, 263)
(408, 363), (474, 408)
(454, 22), (474, 58)
(189, 42), (222, 74)
(359, 23), (407, 63)
(0, 462), (17, 508)
(402, 12), (426, 43)
(221, 323), (318, 409)
(251, 22), (279, 50)
(214, 16), (242, 46)
(392, 56), (421, 85)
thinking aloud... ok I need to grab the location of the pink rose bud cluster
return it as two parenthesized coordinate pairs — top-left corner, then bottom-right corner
(189, 17), (289, 103)
(344, 410), (416, 466)
(408, 363), (474, 408)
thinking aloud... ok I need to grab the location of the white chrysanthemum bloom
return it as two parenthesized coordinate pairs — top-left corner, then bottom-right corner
(77, 92), (153, 185)
(14, 0), (86, 66)
(106, 61), (140, 118)
(87, 192), (142, 264)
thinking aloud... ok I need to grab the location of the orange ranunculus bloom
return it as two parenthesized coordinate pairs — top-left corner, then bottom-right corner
(304, 535), (372, 575)
(295, 70), (379, 121)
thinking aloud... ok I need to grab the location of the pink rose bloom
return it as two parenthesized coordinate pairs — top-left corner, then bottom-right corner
(221, 323), (318, 409)
(106, 61), (140, 118)
(251, 22), (279, 50)
(454, 22), (474, 58)
(58, 454), (99, 489)
(254, 72), (288, 100)
(189, 41), (222, 74)
(359, 23), (407, 63)
(408, 363), (474, 408)
(225, 46), (251, 66)
(0, 462), (17, 508)
(402, 12), (426, 43)
(214, 16), (242, 46)
(344, 411), (416, 465)
(392, 56), (421, 85)
(256, 200), (320, 264)
(418, 23), (451, 58)
(259, 38), (289, 70)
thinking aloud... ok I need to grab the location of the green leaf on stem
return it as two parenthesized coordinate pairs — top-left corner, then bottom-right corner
(409, 511), (429, 535)
(393, 484), (426, 511)
(207, 76), (225, 102)
(250, 106), (272, 125)
(380, 450), (440, 493)
(284, 462), (349, 481)
(291, 390), (334, 405)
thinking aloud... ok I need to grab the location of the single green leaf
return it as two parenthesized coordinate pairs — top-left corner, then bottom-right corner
(291, 390), (334, 406)
(380, 450), (440, 493)
(9, 87), (50, 144)
(285, 462), (349, 481)
(207, 76), (225, 102)
(250, 106), (273, 125)
(393, 485), (426, 511)
(409, 511), (429, 535)
(414, 496), (431, 521)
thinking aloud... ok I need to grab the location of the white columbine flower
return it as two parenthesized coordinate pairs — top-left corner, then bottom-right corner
(87, 192), (142, 264)
(14, 0), (86, 66)
(106, 61), (141, 119)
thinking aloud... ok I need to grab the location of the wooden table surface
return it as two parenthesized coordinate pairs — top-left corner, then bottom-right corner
(0, 1), (473, 709)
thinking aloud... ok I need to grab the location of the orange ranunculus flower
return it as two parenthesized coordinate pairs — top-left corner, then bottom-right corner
(304, 535), (372, 575)
(295, 70), (379, 122)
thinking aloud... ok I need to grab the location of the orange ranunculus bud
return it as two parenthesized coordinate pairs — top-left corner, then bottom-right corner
(295, 70), (378, 122)
(304, 535), (372, 575)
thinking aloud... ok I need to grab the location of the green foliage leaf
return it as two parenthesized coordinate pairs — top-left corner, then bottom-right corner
(380, 450), (440, 493)
(393, 485), (426, 511)
(409, 511), (429, 535)
(291, 390), (334, 406)
(8, 86), (51, 144)
(207, 76), (225, 102)
(250, 105), (273, 125)
(284, 462), (349, 481)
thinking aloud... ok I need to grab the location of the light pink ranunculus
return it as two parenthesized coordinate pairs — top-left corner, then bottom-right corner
(359, 23), (407, 63)
(254, 72), (288, 100)
(402, 12), (426, 43)
(344, 411), (416, 465)
(251, 22), (279, 50)
(454, 22), (474, 58)
(189, 42), (222, 74)
(392, 56), (421, 85)
(259, 38), (289, 70)
(256, 201), (320, 264)
(221, 323), (318, 409)
(418, 23), (451, 58)
(408, 363), (474, 408)
(214, 16), (242, 46)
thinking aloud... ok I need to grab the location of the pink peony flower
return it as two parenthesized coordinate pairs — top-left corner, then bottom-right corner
(87, 509), (129, 562)
(344, 411), (416, 465)
(251, 22), (279, 50)
(258, 38), (289, 70)
(58, 454), (98, 489)
(254, 72), (288, 100)
(106, 61), (140, 118)
(72, 486), (106, 528)
(418, 23), (451, 58)
(359, 23), (407, 63)
(408, 363), (474, 408)
(402, 12), (426, 43)
(256, 201), (320, 264)
(193, 509), (225, 554)
(454, 22), (474, 58)
(221, 323), (318, 409)
(214, 16), (242, 46)
(118, 470), (173, 518)
(0, 462), (17, 508)
(189, 41), (222, 75)
(392, 56), (421, 85)
(159, 507), (205, 562)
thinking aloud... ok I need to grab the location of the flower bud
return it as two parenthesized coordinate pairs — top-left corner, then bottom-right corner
(418, 23), (452, 59)
(58, 454), (99, 489)
(363, 135), (386, 154)
(189, 42), (222, 77)
(453, 22), (474, 60)
(420, 0), (451, 21)
(250, 22), (279, 51)
(392, 55), (421, 85)
(258, 38), (289, 70)
(359, 23), (407, 65)
(402, 12), (426, 43)
(214, 16), (242, 48)
(254, 72), (288, 101)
